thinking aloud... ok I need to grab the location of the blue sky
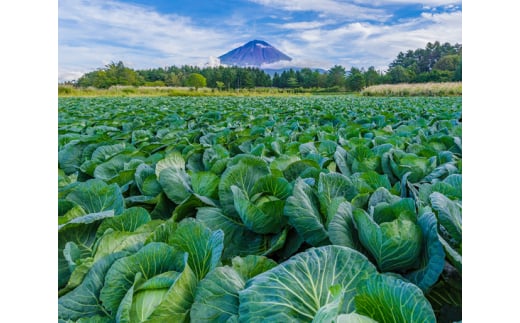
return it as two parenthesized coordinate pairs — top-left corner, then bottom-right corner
(58, 0), (461, 82)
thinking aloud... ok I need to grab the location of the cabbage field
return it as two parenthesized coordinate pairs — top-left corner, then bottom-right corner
(58, 96), (462, 322)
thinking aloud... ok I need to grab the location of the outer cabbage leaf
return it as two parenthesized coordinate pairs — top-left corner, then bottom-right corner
(439, 235), (462, 273)
(328, 200), (362, 250)
(351, 146), (379, 173)
(336, 313), (378, 323)
(168, 218), (224, 281)
(58, 210), (115, 288)
(239, 245), (377, 321)
(115, 272), (164, 323)
(141, 255), (198, 323)
(311, 285), (347, 323)
(171, 193), (217, 222)
(158, 167), (192, 204)
(317, 172), (358, 216)
(372, 198), (417, 224)
(191, 256), (277, 322)
(93, 154), (130, 181)
(196, 207), (285, 260)
(388, 150), (436, 183)
(231, 176), (289, 234)
(430, 192), (462, 244)
(353, 208), (422, 272)
(283, 159), (321, 182)
(284, 178), (330, 246)
(334, 145), (351, 176)
(58, 251), (132, 321)
(93, 231), (151, 262)
(191, 266), (245, 322)
(66, 179), (124, 215)
(367, 187), (400, 210)
(154, 151), (185, 177)
(91, 143), (129, 163)
(218, 156), (270, 217)
(96, 207), (151, 237)
(191, 171), (220, 199)
(58, 257), (94, 297)
(99, 243), (185, 315)
(59, 140), (85, 174)
(58, 200), (85, 223)
(354, 273), (436, 323)
(405, 212), (446, 291)
(134, 163), (162, 197)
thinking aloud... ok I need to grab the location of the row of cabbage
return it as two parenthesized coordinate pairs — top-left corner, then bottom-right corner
(58, 96), (462, 322)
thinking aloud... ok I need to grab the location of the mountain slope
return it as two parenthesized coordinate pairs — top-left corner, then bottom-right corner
(219, 40), (292, 67)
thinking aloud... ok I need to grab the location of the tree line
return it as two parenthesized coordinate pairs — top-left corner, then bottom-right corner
(72, 41), (461, 91)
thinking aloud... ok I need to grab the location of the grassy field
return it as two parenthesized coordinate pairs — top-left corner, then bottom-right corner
(58, 85), (314, 97)
(361, 82), (462, 96)
(59, 82), (462, 98)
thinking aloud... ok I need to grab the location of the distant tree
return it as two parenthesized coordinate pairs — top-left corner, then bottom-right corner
(287, 77), (299, 88)
(186, 73), (206, 90)
(317, 73), (328, 88)
(299, 68), (319, 88)
(327, 65), (346, 88)
(272, 73), (281, 87)
(216, 81), (225, 91)
(242, 69), (255, 88)
(279, 69), (298, 88)
(76, 61), (141, 88)
(433, 54), (461, 71)
(387, 66), (415, 84)
(165, 72), (182, 86)
(346, 67), (365, 91)
(389, 41), (462, 76)
(415, 70), (453, 83)
(453, 60), (462, 81)
(222, 68), (236, 90)
(364, 66), (382, 86)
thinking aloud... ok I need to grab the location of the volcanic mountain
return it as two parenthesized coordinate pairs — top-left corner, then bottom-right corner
(219, 40), (292, 67)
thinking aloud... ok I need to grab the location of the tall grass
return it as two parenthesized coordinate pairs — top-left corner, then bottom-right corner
(58, 85), (313, 97)
(361, 82), (462, 97)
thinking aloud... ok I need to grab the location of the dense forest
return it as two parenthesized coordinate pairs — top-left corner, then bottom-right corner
(71, 41), (461, 91)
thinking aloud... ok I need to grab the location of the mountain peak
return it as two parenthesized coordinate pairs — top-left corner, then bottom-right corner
(219, 40), (292, 67)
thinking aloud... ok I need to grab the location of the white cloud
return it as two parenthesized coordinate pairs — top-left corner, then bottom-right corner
(275, 20), (336, 30)
(351, 0), (461, 5)
(249, 0), (390, 21)
(273, 10), (461, 70)
(59, 0), (230, 81)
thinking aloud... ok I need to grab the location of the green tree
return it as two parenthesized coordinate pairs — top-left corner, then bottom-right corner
(216, 81), (225, 91)
(364, 66), (382, 86)
(346, 67), (365, 92)
(186, 73), (207, 90)
(287, 77), (299, 88)
(272, 73), (281, 88)
(387, 66), (414, 84)
(433, 54), (461, 71)
(453, 60), (462, 81)
(327, 65), (346, 89)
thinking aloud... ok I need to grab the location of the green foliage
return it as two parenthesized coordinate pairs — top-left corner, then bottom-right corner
(327, 65), (347, 88)
(239, 246), (378, 321)
(58, 96), (462, 322)
(433, 54), (461, 71)
(347, 67), (366, 91)
(387, 65), (415, 84)
(77, 61), (142, 88)
(186, 73), (207, 90)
